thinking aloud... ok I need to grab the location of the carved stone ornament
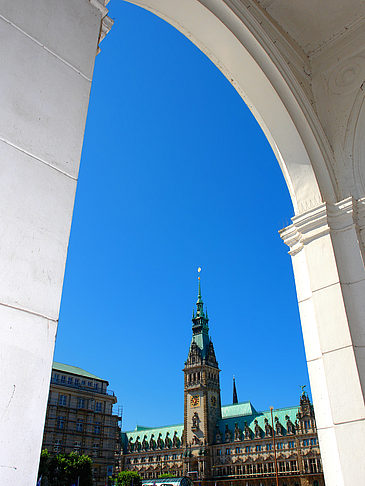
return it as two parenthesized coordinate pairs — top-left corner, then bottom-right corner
(128, 437), (133, 452)
(234, 422), (241, 441)
(328, 56), (365, 96)
(192, 434), (201, 445)
(225, 424), (231, 442)
(165, 432), (170, 448)
(157, 433), (163, 449)
(264, 418), (272, 437)
(172, 431), (180, 448)
(192, 412), (199, 431)
(285, 415), (295, 435)
(244, 422), (251, 440)
(142, 435), (148, 450)
(254, 419), (262, 439)
(215, 426), (222, 443)
(275, 417), (282, 435)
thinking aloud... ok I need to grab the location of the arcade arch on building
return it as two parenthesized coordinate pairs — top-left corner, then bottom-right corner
(0, 1), (364, 485)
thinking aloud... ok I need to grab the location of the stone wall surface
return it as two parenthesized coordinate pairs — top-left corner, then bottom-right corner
(0, 0), (364, 485)
(0, 0), (107, 484)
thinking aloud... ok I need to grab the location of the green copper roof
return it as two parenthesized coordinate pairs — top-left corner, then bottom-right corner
(121, 423), (184, 451)
(52, 362), (105, 381)
(221, 401), (257, 418)
(217, 404), (299, 437)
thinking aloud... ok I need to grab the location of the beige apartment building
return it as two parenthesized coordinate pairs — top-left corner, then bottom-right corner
(42, 362), (120, 485)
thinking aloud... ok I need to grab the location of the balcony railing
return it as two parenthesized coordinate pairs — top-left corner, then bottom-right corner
(51, 378), (115, 396)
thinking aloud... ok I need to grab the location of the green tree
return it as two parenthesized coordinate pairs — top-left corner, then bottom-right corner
(158, 473), (176, 479)
(37, 450), (93, 486)
(116, 470), (142, 486)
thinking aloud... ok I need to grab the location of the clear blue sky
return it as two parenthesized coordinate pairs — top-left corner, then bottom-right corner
(54, 1), (310, 431)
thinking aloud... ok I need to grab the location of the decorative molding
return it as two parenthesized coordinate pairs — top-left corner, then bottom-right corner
(280, 203), (329, 255)
(280, 197), (364, 255)
(328, 56), (365, 96)
(89, 0), (108, 17)
(309, 17), (365, 60)
(221, 0), (338, 204)
(89, 0), (114, 54)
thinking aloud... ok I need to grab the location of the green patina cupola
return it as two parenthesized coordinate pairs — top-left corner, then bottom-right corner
(188, 276), (215, 363)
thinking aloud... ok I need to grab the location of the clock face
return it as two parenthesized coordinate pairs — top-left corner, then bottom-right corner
(211, 396), (217, 407)
(190, 395), (200, 407)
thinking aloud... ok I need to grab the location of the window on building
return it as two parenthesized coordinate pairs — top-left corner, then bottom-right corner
(141, 457), (146, 463)
(310, 438), (317, 445)
(58, 395), (67, 406)
(92, 443), (99, 457)
(217, 449), (221, 456)
(60, 375), (66, 384)
(75, 378), (80, 386)
(77, 398), (85, 409)
(67, 377), (73, 385)
(225, 448), (231, 455)
(256, 464), (263, 473)
(309, 458), (318, 473)
(93, 422), (101, 434)
(266, 443), (272, 451)
(148, 457), (153, 463)
(76, 419), (83, 432)
(303, 439), (310, 446)
(57, 416), (65, 430)
(73, 441), (81, 453)
(303, 420), (310, 430)
(290, 460), (298, 471)
(288, 441), (295, 449)
(172, 454), (177, 460)
(164, 455), (169, 461)
(245, 446), (251, 453)
(276, 442), (283, 450)
(53, 439), (62, 452)
(156, 456), (161, 462)
(81, 380), (85, 385)
(95, 402), (102, 412)
(54, 373), (59, 382)
(246, 464), (252, 474)
(256, 445), (261, 452)
(235, 447), (240, 454)
(88, 381), (92, 387)
(268, 462), (274, 473)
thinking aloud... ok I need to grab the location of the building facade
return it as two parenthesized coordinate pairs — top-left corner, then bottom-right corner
(121, 283), (324, 485)
(42, 362), (120, 485)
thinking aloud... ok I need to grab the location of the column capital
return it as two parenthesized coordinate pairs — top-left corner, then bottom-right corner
(280, 197), (360, 255)
(89, 0), (114, 53)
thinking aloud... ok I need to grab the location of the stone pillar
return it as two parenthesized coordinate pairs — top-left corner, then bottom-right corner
(280, 197), (365, 486)
(0, 1), (112, 485)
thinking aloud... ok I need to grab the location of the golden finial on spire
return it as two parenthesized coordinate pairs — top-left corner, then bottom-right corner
(197, 266), (201, 280)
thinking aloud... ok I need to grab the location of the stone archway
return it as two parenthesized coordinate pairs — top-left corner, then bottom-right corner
(0, 1), (364, 485)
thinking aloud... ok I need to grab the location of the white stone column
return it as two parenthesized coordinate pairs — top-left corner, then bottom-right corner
(280, 197), (365, 486)
(0, 1), (112, 484)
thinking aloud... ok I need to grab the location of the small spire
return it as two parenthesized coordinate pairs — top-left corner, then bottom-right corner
(197, 267), (203, 304)
(233, 376), (238, 404)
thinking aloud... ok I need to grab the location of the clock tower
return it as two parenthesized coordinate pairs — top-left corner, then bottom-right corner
(183, 277), (221, 461)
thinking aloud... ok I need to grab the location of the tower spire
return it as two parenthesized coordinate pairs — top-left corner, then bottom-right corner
(233, 376), (238, 404)
(197, 267), (202, 304)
